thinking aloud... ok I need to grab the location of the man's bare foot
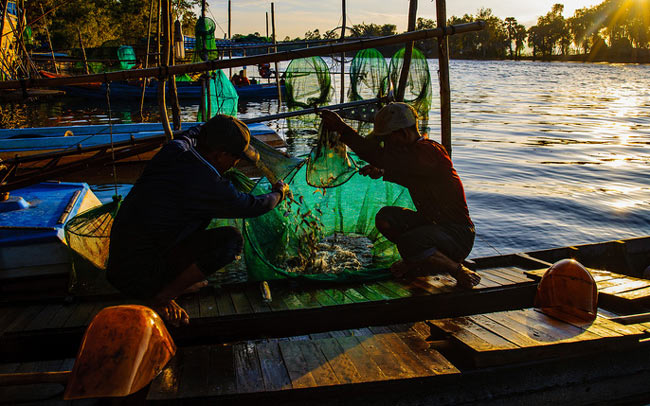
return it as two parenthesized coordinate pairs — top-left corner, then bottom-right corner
(449, 264), (481, 289)
(151, 300), (190, 327)
(179, 280), (208, 296)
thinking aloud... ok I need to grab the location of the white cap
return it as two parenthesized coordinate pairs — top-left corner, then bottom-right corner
(369, 102), (419, 137)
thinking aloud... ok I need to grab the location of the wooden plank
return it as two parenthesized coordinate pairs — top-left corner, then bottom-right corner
(339, 287), (368, 303)
(5, 305), (47, 333)
(315, 338), (363, 384)
(335, 335), (386, 381)
(322, 287), (355, 305)
(177, 345), (210, 398)
(468, 314), (541, 348)
(429, 317), (519, 352)
(365, 282), (403, 300)
(475, 270), (510, 286)
(599, 279), (650, 295)
(214, 287), (236, 316)
(311, 289), (339, 307)
(230, 288), (254, 315)
(479, 268), (524, 284)
(278, 340), (318, 388)
(234, 342), (264, 393)
(256, 341), (292, 391)
(415, 275), (456, 293)
(388, 324), (459, 374)
(513, 309), (602, 341)
(147, 351), (182, 400)
(23, 304), (65, 332)
(243, 284), (272, 314)
(353, 333), (417, 379)
(296, 340), (340, 386)
(488, 266), (532, 283)
(377, 280), (422, 297)
(617, 286), (650, 301)
(177, 293), (200, 320)
(282, 292), (307, 310)
(265, 285), (290, 311)
(294, 289), (322, 309)
(198, 287), (219, 318)
(368, 326), (437, 375)
(207, 344), (237, 396)
(46, 303), (78, 329)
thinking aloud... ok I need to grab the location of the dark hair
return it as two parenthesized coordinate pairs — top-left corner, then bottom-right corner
(196, 115), (249, 155)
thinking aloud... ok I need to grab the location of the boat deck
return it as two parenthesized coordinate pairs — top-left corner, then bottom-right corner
(0, 261), (539, 362)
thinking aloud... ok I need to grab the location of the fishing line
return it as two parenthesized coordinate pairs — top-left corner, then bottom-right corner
(105, 82), (119, 197)
(475, 232), (502, 256)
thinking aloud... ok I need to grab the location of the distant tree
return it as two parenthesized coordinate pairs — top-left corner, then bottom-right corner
(323, 29), (338, 40)
(349, 23), (397, 37)
(529, 3), (567, 57)
(304, 29), (321, 40)
(514, 24), (527, 58)
(474, 8), (508, 58)
(568, 6), (598, 54)
(504, 17), (518, 59)
(283, 36), (291, 42)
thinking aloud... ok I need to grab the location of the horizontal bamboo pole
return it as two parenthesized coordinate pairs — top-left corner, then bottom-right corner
(0, 22), (484, 90)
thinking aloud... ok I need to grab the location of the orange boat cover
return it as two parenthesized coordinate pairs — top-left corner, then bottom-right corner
(64, 305), (176, 400)
(534, 259), (598, 324)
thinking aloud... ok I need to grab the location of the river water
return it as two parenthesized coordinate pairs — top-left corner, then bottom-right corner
(1, 59), (648, 258)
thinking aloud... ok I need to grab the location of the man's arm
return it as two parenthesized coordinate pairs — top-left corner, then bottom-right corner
(319, 110), (384, 168)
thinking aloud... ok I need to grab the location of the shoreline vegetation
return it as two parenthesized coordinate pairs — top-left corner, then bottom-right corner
(17, 0), (650, 68)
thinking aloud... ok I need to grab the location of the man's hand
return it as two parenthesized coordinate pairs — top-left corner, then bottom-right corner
(359, 164), (384, 179)
(319, 109), (354, 135)
(272, 180), (290, 201)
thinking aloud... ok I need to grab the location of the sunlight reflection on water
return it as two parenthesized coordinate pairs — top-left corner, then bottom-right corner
(1, 59), (648, 257)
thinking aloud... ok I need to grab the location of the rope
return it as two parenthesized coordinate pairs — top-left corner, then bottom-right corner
(104, 81), (119, 197)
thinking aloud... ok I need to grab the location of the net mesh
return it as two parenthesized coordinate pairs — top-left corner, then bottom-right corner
(306, 122), (357, 188)
(193, 17), (219, 62)
(243, 153), (415, 283)
(349, 48), (390, 101)
(388, 47), (432, 119)
(197, 69), (239, 120)
(64, 197), (121, 294)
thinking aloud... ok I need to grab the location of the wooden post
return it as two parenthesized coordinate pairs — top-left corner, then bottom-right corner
(40, 4), (57, 74)
(0, 0), (9, 61)
(76, 28), (89, 74)
(157, 0), (162, 66)
(199, 0), (207, 119)
(396, 0), (417, 102)
(436, 0), (451, 155)
(339, 0), (346, 103)
(168, 0), (181, 130)
(158, 0), (173, 141)
(228, 0), (232, 81)
(265, 12), (269, 39)
(140, 0), (155, 118)
(271, 2), (282, 107)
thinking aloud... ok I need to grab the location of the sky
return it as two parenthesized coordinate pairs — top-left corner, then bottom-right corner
(201, 0), (604, 39)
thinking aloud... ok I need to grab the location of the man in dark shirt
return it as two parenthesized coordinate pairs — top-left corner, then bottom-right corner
(107, 115), (289, 326)
(320, 103), (480, 288)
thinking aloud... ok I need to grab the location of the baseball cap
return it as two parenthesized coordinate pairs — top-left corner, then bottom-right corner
(198, 114), (259, 162)
(368, 102), (419, 139)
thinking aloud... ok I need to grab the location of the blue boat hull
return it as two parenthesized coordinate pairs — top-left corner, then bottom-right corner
(59, 81), (284, 100)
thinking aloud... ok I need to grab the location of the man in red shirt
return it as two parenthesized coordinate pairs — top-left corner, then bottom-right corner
(320, 103), (480, 288)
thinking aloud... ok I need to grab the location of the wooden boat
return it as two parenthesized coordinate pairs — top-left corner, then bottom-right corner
(0, 236), (648, 404)
(0, 121), (288, 189)
(38, 70), (284, 100)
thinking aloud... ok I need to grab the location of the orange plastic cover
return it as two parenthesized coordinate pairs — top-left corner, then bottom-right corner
(534, 259), (598, 324)
(64, 305), (176, 400)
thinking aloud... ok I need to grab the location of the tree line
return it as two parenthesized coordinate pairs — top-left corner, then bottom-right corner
(25, 0), (650, 62)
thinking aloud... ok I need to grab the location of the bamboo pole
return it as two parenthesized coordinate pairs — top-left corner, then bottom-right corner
(339, 0), (346, 104)
(199, 0), (206, 119)
(0, 22), (484, 90)
(157, 0), (162, 66)
(139, 0), (155, 118)
(436, 0), (451, 155)
(158, 0), (173, 141)
(271, 2), (282, 107)
(396, 0), (417, 101)
(168, 1), (181, 130)
(76, 28), (89, 74)
(39, 4), (57, 74)
(228, 0), (232, 80)
(0, 0), (10, 59)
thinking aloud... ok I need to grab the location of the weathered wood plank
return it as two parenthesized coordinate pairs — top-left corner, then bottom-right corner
(256, 341), (292, 391)
(243, 284), (272, 314)
(147, 351), (182, 400)
(207, 344), (237, 396)
(234, 342), (264, 393)
(5, 305), (47, 333)
(377, 280), (422, 297)
(198, 287), (219, 318)
(177, 345), (210, 398)
(335, 335), (385, 382)
(230, 288), (254, 315)
(315, 338), (363, 384)
(599, 279), (650, 295)
(296, 340), (340, 386)
(353, 333), (416, 379)
(278, 340), (318, 388)
(214, 287), (236, 316)
(321, 288), (355, 305)
(388, 324), (459, 374)
(616, 286), (650, 301)
(294, 289), (322, 309)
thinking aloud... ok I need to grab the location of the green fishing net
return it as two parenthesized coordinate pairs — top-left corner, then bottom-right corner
(64, 196), (121, 295)
(243, 154), (415, 283)
(306, 122), (357, 188)
(284, 56), (334, 149)
(388, 47), (432, 119)
(349, 48), (390, 101)
(193, 17), (219, 62)
(117, 46), (136, 70)
(198, 69), (239, 120)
